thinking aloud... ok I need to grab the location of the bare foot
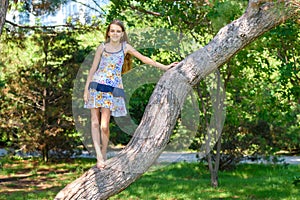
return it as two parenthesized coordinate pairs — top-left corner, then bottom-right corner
(96, 160), (105, 169)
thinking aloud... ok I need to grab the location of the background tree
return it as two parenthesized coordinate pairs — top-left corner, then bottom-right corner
(0, 0), (107, 158)
(195, 3), (299, 188)
(0, 0), (9, 35)
(0, 26), (94, 160)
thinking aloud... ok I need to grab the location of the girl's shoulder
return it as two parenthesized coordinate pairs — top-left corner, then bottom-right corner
(99, 42), (106, 50)
(123, 42), (132, 48)
(124, 42), (134, 53)
(96, 42), (105, 55)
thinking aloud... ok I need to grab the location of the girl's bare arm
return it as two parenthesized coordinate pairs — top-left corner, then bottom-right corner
(126, 44), (177, 70)
(83, 44), (104, 102)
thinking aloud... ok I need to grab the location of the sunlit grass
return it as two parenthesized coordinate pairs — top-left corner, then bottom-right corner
(0, 157), (299, 200)
(111, 163), (300, 200)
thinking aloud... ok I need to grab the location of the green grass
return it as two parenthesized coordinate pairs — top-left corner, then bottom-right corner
(0, 156), (299, 200)
(111, 163), (300, 200)
(0, 156), (95, 200)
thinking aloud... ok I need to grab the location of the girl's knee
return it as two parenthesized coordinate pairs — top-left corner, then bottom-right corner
(100, 124), (109, 133)
(91, 119), (100, 129)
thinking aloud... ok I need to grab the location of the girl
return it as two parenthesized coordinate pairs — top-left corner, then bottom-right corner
(84, 20), (177, 169)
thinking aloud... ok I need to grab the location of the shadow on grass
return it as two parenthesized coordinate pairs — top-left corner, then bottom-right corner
(0, 185), (63, 200)
(0, 174), (35, 183)
(0, 157), (95, 200)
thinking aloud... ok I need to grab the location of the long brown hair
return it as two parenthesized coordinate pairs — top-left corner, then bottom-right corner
(105, 20), (132, 74)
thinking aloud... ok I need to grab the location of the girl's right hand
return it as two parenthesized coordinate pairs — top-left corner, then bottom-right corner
(84, 90), (89, 104)
(165, 62), (179, 70)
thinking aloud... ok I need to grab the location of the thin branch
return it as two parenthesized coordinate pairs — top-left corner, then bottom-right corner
(91, 0), (107, 14)
(5, 19), (74, 29)
(129, 5), (161, 16)
(5, 19), (101, 33)
(5, 93), (42, 110)
(71, 0), (106, 15)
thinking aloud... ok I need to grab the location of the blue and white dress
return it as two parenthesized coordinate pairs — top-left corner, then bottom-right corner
(84, 43), (127, 117)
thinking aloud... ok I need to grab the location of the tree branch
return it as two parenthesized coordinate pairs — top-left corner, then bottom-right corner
(4, 20), (101, 33)
(71, 0), (106, 15)
(129, 4), (161, 16)
(5, 20), (74, 29)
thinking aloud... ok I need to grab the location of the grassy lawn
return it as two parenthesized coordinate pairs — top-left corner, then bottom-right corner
(0, 156), (299, 200)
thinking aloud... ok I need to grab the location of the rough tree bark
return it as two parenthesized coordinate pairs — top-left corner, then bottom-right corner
(0, 0), (9, 35)
(55, 0), (298, 199)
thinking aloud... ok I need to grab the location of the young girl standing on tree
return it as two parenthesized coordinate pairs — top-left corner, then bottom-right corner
(84, 19), (177, 169)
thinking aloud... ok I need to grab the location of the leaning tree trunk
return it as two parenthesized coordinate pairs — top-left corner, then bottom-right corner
(55, 1), (298, 199)
(0, 0), (9, 35)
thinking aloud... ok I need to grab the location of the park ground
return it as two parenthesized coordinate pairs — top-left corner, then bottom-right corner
(0, 150), (299, 200)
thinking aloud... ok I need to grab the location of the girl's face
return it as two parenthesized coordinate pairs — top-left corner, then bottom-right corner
(108, 24), (124, 43)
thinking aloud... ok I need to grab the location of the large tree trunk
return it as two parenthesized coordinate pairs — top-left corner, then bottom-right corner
(0, 0), (9, 35)
(55, 1), (298, 199)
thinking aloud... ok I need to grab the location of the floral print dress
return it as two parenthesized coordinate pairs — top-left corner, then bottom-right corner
(84, 43), (127, 117)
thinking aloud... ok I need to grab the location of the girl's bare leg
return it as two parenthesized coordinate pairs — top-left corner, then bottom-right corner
(100, 108), (111, 161)
(91, 108), (105, 169)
